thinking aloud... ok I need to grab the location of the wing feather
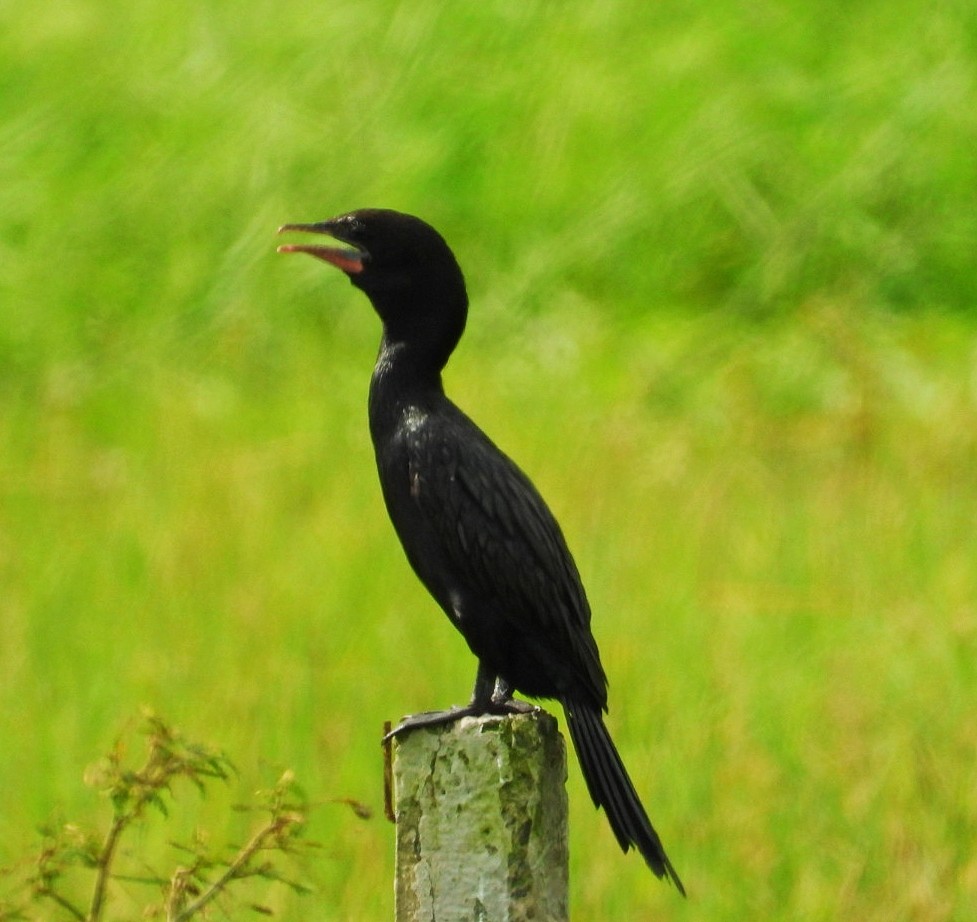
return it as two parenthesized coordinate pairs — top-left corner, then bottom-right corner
(405, 409), (607, 704)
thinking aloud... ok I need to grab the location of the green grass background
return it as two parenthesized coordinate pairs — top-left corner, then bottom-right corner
(2, 1), (976, 918)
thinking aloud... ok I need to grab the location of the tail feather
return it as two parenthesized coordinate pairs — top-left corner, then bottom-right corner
(564, 699), (685, 896)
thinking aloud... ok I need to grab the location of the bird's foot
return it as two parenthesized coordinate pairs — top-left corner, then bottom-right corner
(383, 698), (540, 742)
(489, 676), (540, 716)
(383, 705), (481, 742)
(490, 695), (539, 716)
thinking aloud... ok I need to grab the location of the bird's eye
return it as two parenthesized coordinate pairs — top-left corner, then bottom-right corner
(343, 217), (367, 241)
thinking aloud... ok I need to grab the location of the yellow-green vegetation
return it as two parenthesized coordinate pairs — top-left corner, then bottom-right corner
(1, 714), (313, 921)
(1, 2), (975, 919)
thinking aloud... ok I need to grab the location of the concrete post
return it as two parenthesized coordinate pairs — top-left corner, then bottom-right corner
(392, 710), (569, 922)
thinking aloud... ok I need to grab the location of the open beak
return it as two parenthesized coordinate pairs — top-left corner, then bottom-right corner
(277, 222), (366, 274)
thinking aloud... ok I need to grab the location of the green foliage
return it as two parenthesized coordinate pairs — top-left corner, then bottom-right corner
(1, 0), (975, 919)
(0, 714), (311, 922)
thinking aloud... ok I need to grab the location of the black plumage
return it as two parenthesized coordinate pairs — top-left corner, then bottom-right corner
(278, 208), (684, 893)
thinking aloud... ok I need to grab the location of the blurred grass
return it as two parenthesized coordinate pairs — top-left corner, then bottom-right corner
(1, 1), (976, 919)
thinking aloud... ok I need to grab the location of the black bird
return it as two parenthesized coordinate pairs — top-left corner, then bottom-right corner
(278, 209), (684, 893)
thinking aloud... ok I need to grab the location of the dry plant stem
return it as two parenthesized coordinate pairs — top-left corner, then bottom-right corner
(167, 814), (299, 922)
(165, 867), (194, 922)
(87, 813), (129, 922)
(43, 888), (85, 922)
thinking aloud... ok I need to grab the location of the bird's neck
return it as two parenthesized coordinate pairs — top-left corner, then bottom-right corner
(374, 331), (447, 385)
(368, 283), (466, 379)
(368, 334), (447, 437)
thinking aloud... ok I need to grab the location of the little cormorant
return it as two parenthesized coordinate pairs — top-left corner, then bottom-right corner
(278, 209), (684, 893)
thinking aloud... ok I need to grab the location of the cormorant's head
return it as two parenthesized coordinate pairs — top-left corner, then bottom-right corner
(278, 209), (468, 362)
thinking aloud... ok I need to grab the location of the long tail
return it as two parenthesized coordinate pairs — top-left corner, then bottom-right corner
(563, 698), (685, 896)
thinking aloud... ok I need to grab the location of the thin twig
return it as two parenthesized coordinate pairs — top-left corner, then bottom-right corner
(165, 866), (195, 922)
(170, 815), (298, 922)
(38, 888), (85, 922)
(86, 813), (128, 922)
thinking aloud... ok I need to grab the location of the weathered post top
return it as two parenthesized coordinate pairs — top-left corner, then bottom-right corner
(392, 709), (569, 922)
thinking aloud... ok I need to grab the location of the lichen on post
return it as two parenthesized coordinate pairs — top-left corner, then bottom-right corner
(392, 710), (568, 922)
